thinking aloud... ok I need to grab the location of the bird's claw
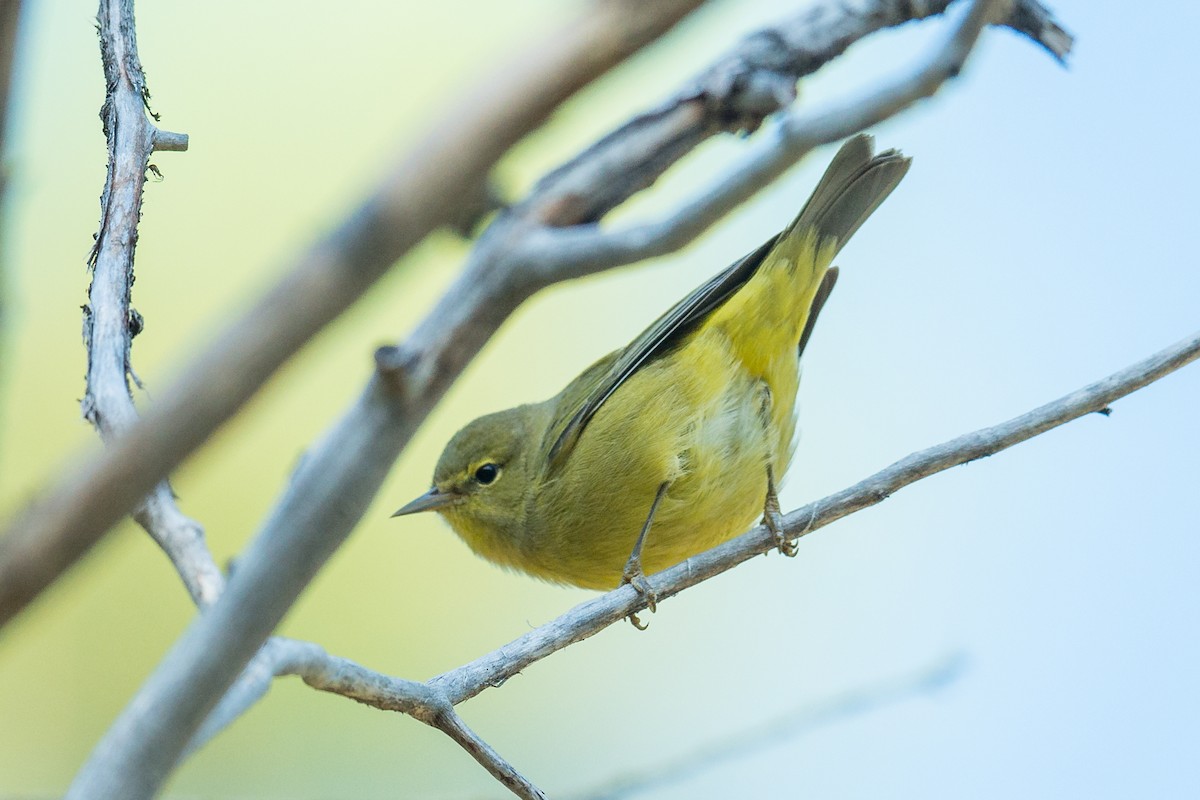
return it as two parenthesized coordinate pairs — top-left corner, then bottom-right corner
(622, 558), (658, 629)
(763, 505), (796, 557)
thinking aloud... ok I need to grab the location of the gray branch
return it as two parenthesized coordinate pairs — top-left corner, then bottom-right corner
(428, 329), (1200, 704)
(516, 0), (1019, 278)
(79, 0), (220, 607)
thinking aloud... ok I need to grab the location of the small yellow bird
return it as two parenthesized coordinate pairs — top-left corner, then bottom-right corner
(395, 135), (909, 605)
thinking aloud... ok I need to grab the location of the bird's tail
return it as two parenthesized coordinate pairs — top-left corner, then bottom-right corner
(782, 134), (911, 263)
(712, 135), (910, 360)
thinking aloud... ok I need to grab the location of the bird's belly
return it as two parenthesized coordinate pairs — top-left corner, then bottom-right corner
(525, 350), (796, 590)
(638, 384), (778, 573)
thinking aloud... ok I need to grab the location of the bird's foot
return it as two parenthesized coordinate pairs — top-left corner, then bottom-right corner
(622, 556), (657, 630)
(763, 465), (796, 557)
(763, 499), (796, 557)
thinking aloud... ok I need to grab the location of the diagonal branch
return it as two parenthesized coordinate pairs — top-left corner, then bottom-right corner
(0, 0), (1070, 630)
(428, 328), (1200, 704)
(0, 0), (706, 629)
(513, 0), (1040, 278)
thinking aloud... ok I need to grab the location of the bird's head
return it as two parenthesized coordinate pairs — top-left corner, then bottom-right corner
(393, 406), (540, 562)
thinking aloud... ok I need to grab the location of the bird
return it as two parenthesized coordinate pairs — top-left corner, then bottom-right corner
(394, 134), (909, 613)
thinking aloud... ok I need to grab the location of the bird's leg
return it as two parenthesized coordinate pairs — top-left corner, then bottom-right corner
(756, 381), (795, 557)
(623, 481), (670, 629)
(763, 463), (795, 557)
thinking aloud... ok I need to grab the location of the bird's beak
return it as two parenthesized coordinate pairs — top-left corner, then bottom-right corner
(391, 487), (456, 517)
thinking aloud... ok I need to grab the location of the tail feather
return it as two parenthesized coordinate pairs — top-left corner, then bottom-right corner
(784, 135), (911, 258)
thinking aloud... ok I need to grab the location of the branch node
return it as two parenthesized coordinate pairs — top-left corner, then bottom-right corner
(152, 129), (189, 152)
(374, 344), (417, 398)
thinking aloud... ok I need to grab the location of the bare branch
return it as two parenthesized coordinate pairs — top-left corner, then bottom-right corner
(133, 485), (223, 606)
(0, 0), (705, 630)
(500, 0), (1068, 236)
(433, 708), (548, 800)
(428, 328), (1200, 705)
(78, 0), (219, 608)
(516, 0), (1016, 277)
(186, 636), (546, 798)
(151, 129), (187, 152)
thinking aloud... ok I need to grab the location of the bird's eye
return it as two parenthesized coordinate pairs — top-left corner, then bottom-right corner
(474, 463), (500, 485)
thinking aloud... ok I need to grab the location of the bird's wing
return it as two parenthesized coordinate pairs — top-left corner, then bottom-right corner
(543, 234), (779, 473)
(542, 134), (908, 475)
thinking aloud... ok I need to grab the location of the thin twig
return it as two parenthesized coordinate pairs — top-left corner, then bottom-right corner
(428, 328), (1200, 704)
(434, 710), (548, 800)
(79, 0), (216, 606)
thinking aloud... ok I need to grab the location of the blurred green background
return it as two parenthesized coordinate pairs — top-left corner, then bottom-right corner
(2, 0), (1199, 797)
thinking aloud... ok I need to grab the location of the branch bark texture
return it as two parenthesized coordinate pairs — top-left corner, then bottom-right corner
(79, 0), (217, 608)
